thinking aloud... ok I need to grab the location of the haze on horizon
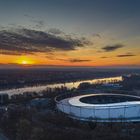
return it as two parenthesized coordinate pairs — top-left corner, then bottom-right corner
(0, 0), (140, 67)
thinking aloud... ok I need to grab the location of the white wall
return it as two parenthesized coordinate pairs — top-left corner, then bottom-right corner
(57, 102), (140, 121)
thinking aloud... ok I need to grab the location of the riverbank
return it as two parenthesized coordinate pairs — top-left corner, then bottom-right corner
(1, 67), (139, 91)
(0, 76), (122, 96)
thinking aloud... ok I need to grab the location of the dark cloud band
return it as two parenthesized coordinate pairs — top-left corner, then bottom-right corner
(102, 44), (124, 52)
(117, 53), (136, 57)
(0, 28), (90, 55)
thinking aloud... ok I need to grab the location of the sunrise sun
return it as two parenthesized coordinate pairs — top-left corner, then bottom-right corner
(21, 60), (28, 65)
(15, 56), (34, 65)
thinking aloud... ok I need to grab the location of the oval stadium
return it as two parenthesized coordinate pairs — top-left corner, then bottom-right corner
(55, 93), (140, 122)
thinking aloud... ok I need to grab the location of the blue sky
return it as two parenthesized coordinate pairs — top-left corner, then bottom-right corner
(0, 0), (140, 34)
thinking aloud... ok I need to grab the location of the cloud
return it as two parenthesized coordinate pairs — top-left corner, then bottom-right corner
(49, 57), (92, 63)
(100, 56), (108, 58)
(0, 28), (90, 55)
(48, 28), (64, 35)
(34, 20), (45, 29)
(24, 14), (45, 29)
(102, 44), (124, 52)
(117, 53), (136, 57)
(68, 59), (92, 63)
(0, 50), (27, 55)
(92, 33), (101, 38)
(24, 14), (34, 19)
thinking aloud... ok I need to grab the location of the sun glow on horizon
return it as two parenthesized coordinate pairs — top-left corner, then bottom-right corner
(21, 60), (28, 65)
(15, 56), (34, 65)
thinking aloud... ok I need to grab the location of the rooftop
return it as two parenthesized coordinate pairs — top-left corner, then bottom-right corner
(80, 94), (140, 104)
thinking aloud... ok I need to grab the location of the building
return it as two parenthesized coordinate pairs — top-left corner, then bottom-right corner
(56, 93), (140, 122)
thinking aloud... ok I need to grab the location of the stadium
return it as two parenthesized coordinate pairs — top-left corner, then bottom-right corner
(55, 93), (140, 122)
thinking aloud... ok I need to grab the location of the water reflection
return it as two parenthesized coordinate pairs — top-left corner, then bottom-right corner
(0, 76), (122, 96)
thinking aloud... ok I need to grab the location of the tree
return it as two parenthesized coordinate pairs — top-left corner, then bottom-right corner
(30, 127), (44, 140)
(16, 119), (31, 140)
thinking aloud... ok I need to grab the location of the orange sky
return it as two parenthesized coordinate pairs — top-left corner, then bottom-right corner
(1, 28), (140, 67)
(0, 48), (140, 67)
(0, 0), (140, 67)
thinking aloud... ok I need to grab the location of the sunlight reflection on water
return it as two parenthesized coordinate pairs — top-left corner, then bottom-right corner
(0, 76), (122, 95)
